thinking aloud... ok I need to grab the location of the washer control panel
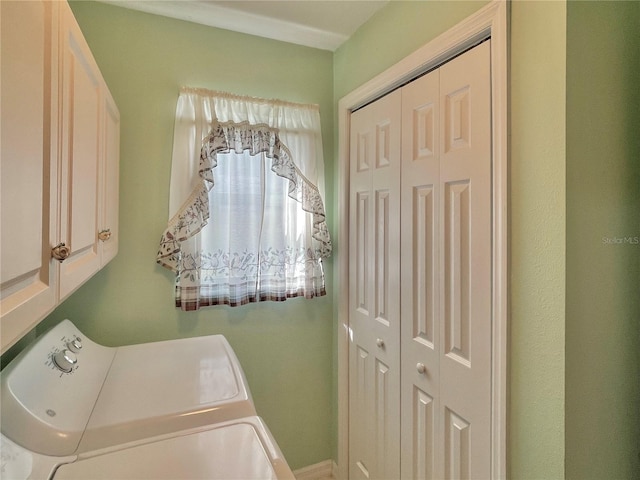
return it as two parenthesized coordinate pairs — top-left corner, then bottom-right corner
(52, 349), (78, 373)
(67, 337), (83, 353)
(49, 336), (83, 373)
(0, 320), (116, 456)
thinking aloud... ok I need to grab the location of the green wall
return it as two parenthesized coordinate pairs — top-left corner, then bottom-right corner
(39, 1), (335, 470)
(333, 1), (488, 100)
(334, 1), (567, 478)
(510, 1), (567, 477)
(566, 2), (640, 479)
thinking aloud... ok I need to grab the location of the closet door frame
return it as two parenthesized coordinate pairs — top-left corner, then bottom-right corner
(336, 1), (509, 479)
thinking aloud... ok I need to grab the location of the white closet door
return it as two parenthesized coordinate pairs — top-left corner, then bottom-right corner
(400, 41), (492, 479)
(400, 68), (442, 480)
(348, 90), (401, 480)
(439, 40), (492, 479)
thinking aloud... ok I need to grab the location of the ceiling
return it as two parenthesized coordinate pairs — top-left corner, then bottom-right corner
(99, 1), (389, 51)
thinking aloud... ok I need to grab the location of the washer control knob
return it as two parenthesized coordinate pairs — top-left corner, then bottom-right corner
(67, 338), (82, 353)
(53, 349), (77, 373)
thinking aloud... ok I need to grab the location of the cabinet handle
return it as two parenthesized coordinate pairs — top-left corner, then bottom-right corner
(416, 363), (427, 374)
(376, 338), (385, 348)
(98, 229), (111, 241)
(52, 243), (70, 262)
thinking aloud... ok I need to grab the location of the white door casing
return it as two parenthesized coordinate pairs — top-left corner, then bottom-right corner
(337, 2), (508, 479)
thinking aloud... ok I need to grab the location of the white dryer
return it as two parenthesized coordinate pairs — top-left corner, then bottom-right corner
(0, 320), (294, 480)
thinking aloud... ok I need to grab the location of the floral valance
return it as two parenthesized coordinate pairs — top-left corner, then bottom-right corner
(157, 119), (332, 272)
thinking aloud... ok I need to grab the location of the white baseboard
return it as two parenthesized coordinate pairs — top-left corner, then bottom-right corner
(293, 459), (335, 480)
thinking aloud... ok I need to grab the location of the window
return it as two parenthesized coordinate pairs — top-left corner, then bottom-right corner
(157, 88), (331, 310)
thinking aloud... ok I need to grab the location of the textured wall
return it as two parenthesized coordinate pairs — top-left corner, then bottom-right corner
(566, 2), (640, 478)
(509, 1), (567, 477)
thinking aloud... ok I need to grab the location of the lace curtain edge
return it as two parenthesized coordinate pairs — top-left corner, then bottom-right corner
(156, 119), (332, 273)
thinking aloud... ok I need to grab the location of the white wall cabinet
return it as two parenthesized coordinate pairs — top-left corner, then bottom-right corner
(0, 0), (119, 353)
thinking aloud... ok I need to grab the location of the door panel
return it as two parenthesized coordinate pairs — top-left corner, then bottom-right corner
(413, 185), (436, 347)
(443, 180), (471, 365)
(59, 6), (103, 300)
(355, 191), (370, 315)
(400, 41), (492, 479)
(350, 344), (371, 480)
(400, 67), (442, 480)
(444, 407), (471, 479)
(349, 90), (401, 480)
(438, 41), (491, 479)
(0, 0), (57, 350)
(375, 188), (391, 327)
(100, 88), (120, 265)
(412, 386), (435, 480)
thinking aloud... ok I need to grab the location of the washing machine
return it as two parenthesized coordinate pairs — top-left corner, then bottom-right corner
(0, 319), (294, 479)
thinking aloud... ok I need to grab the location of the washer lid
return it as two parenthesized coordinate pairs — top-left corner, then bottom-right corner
(54, 417), (295, 480)
(79, 334), (256, 452)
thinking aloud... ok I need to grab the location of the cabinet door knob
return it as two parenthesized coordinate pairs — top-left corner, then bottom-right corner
(51, 243), (70, 262)
(416, 363), (427, 374)
(98, 229), (111, 241)
(376, 338), (385, 348)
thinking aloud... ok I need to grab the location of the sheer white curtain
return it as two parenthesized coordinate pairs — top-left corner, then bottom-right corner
(157, 88), (331, 309)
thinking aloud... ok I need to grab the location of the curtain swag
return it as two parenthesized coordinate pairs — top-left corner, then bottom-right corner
(157, 88), (331, 309)
(157, 119), (332, 270)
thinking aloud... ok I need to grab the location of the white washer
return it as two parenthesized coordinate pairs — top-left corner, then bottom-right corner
(81, 332), (258, 452)
(0, 319), (294, 480)
(54, 417), (293, 480)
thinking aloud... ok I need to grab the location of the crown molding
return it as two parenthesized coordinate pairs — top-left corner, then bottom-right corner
(99, 0), (349, 51)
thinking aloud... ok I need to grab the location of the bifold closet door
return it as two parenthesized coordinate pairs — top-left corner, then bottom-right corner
(400, 40), (492, 479)
(348, 90), (401, 480)
(399, 67), (442, 479)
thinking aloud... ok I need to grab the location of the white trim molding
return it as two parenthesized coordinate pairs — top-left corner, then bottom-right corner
(293, 459), (335, 480)
(98, 1), (385, 51)
(335, 1), (508, 478)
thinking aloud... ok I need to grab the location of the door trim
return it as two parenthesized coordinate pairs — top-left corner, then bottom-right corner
(336, 1), (508, 478)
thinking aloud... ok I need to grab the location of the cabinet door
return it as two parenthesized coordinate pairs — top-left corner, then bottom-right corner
(0, 0), (57, 353)
(99, 87), (120, 266)
(58, 3), (103, 300)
